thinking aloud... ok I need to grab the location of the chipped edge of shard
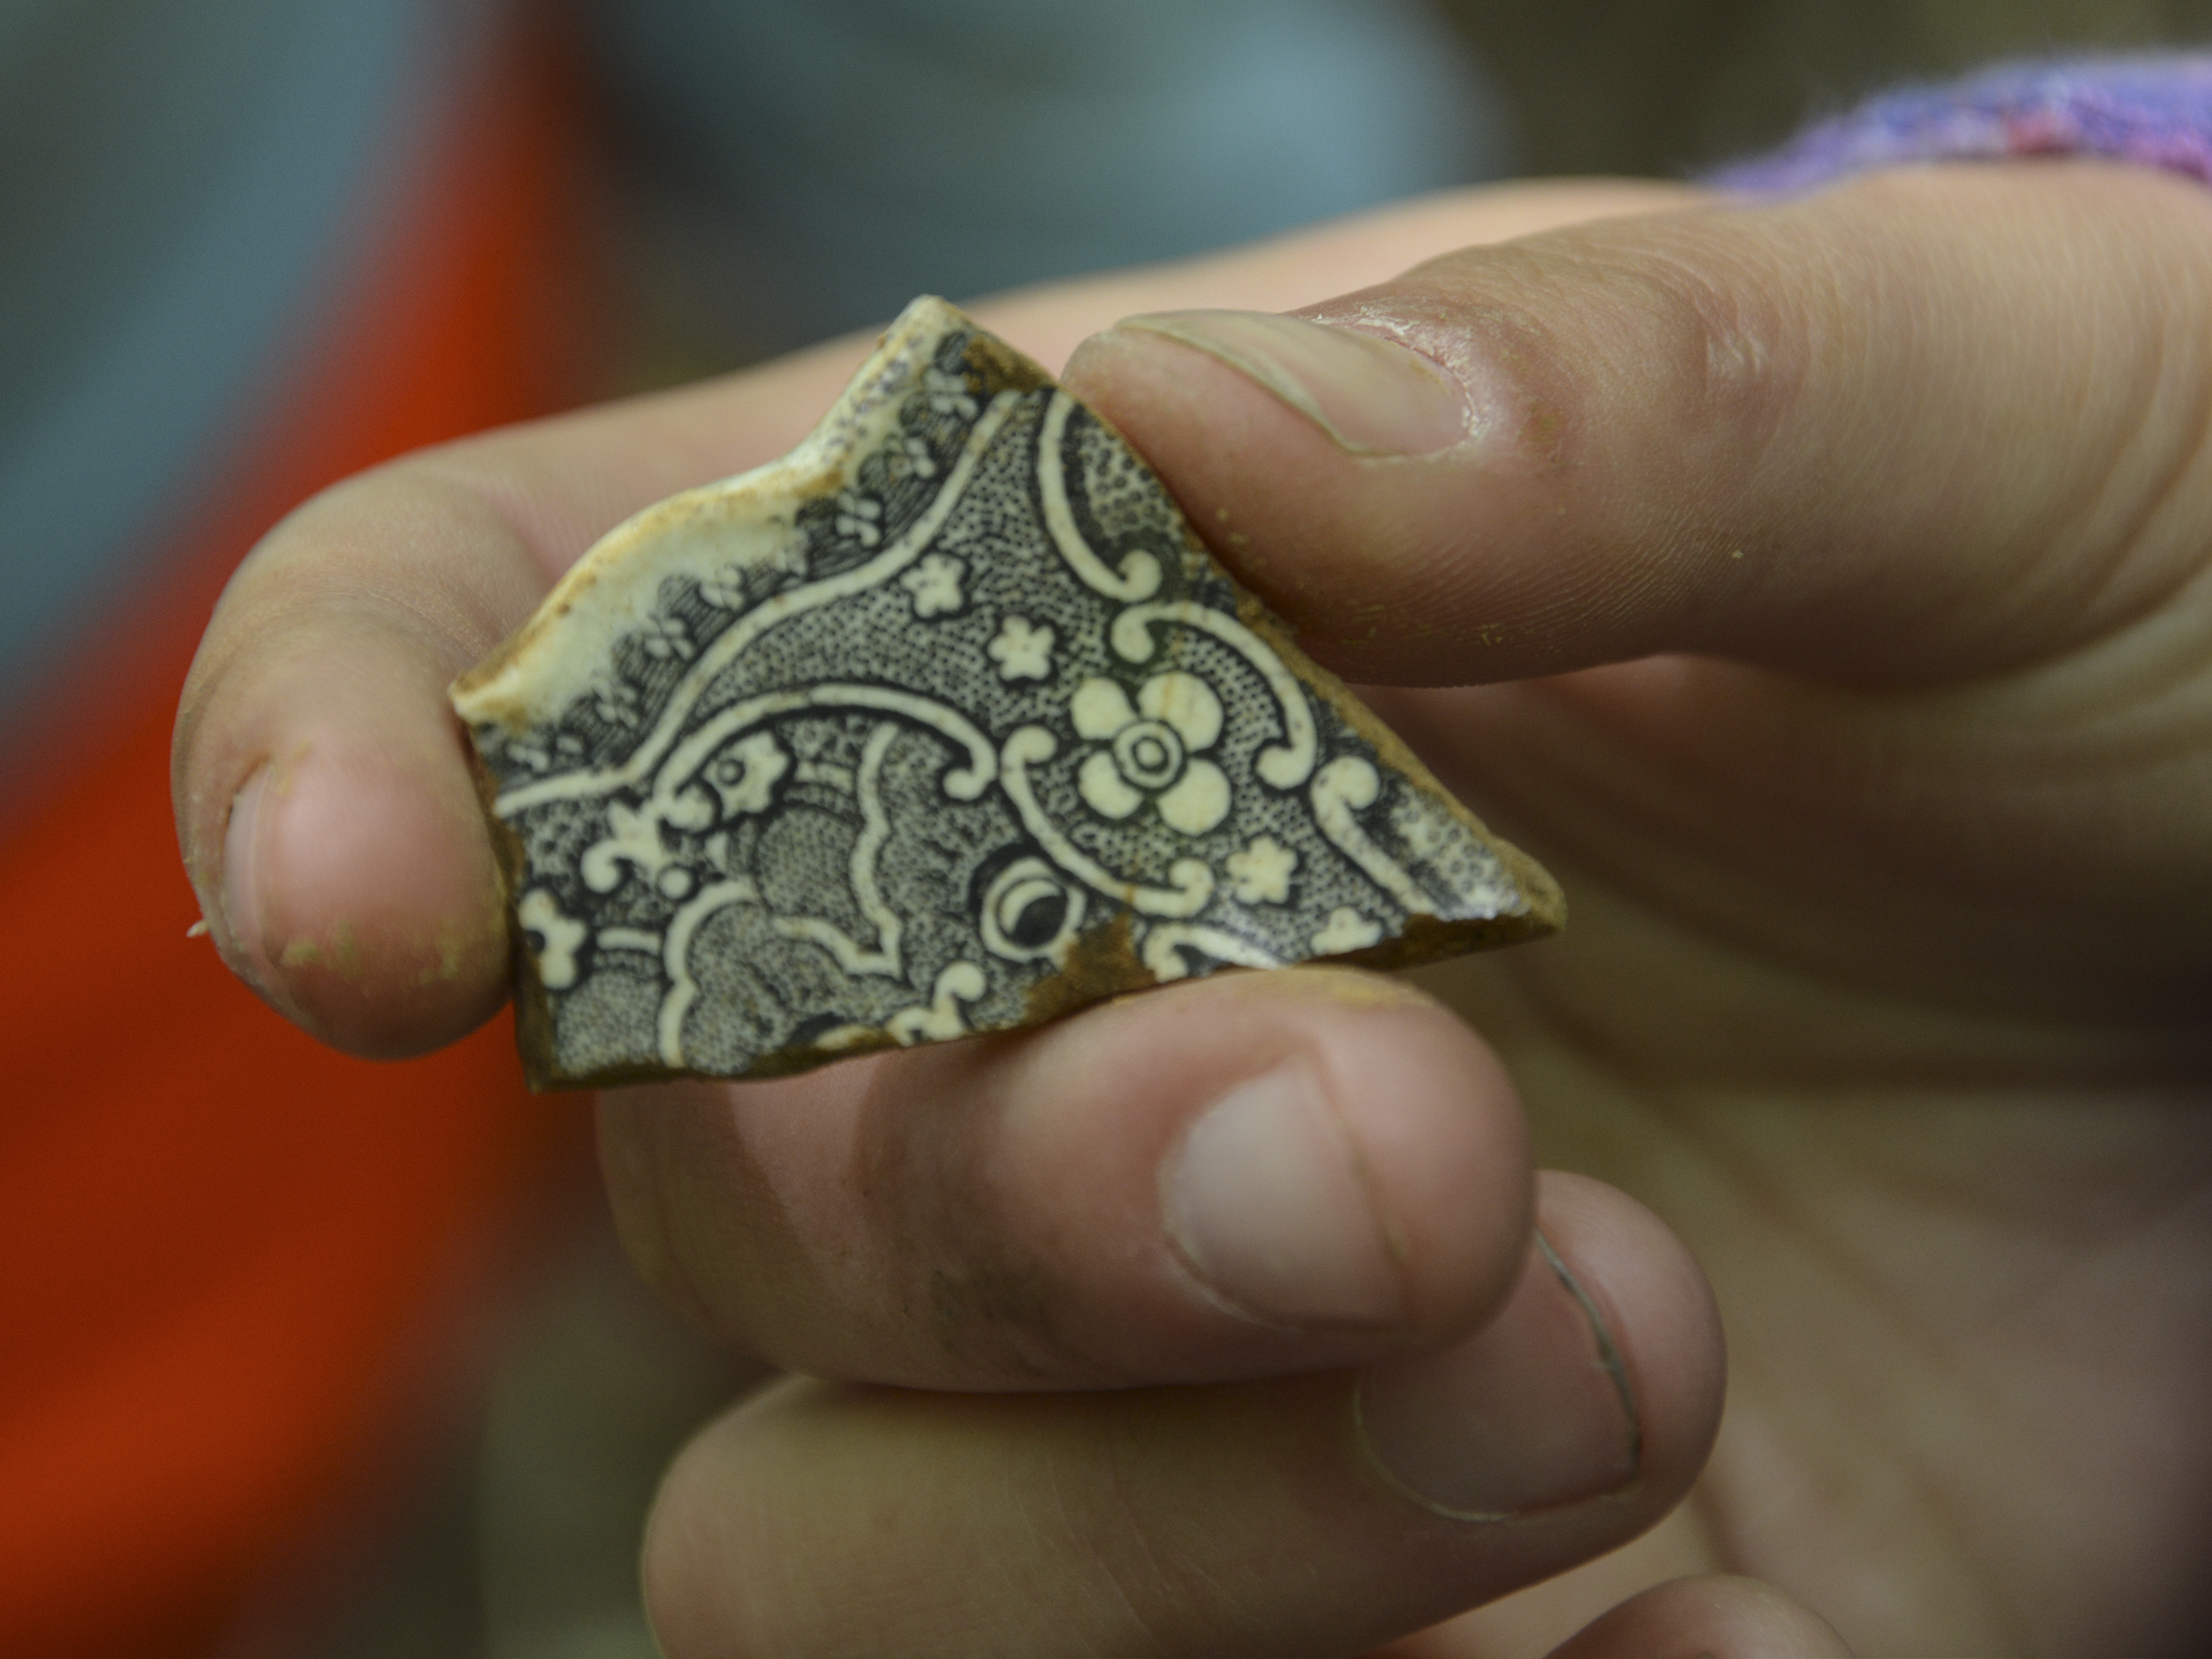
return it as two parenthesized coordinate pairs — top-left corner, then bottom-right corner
(455, 303), (1051, 733)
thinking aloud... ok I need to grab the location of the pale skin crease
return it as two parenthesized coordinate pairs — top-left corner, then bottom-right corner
(173, 166), (2212, 1656)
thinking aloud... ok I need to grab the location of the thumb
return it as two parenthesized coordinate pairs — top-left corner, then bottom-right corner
(1061, 161), (2212, 689)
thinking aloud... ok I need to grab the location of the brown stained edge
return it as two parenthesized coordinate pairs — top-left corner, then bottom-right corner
(528, 915), (1531, 1092)
(538, 1027), (909, 1094)
(1019, 909), (1157, 1028)
(1339, 906), (1555, 974)
(537, 912), (1529, 1090)
(963, 329), (1058, 399)
(535, 911), (1161, 1092)
(459, 297), (1014, 724)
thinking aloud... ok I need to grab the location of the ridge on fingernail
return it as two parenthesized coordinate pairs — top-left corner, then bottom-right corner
(1354, 1233), (1641, 1520)
(1164, 1058), (1406, 1329)
(1114, 310), (1475, 457)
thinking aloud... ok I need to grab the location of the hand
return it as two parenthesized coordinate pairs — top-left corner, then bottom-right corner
(1061, 159), (2212, 1654)
(171, 161), (2212, 1655)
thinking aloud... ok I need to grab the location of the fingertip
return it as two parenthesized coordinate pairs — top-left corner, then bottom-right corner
(1535, 1171), (1728, 1505)
(1151, 972), (1532, 1341)
(175, 475), (531, 1058)
(219, 730), (511, 1056)
(1546, 1574), (1854, 1659)
(1058, 318), (1174, 411)
(1303, 972), (1536, 1339)
(639, 1394), (754, 1659)
(1024, 966), (1537, 1361)
(1351, 1170), (1723, 1542)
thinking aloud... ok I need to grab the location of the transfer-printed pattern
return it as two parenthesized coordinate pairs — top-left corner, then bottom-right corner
(455, 300), (1557, 1087)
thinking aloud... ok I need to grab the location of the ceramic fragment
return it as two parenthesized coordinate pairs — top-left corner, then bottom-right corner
(452, 297), (1561, 1089)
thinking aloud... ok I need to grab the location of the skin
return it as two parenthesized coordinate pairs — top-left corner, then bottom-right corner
(174, 164), (2212, 1656)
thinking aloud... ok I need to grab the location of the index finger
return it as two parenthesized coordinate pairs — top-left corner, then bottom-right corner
(171, 182), (1687, 1056)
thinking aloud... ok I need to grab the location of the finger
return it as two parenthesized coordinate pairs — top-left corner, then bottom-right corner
(1542, 1575), (1853, 1659)
(598, 966), (1531, 1390)
(171, 183), (1688, 1055)
(1061, 161), (2212, 689)
(641, 1172), (1725, 1659)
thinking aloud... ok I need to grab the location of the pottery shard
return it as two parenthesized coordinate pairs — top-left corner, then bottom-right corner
(451, 296), (1562, 1090)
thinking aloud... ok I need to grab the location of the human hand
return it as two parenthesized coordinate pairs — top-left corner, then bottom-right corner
(1057, 160), (2212, 1654)
(173, 161), (2211, 1655)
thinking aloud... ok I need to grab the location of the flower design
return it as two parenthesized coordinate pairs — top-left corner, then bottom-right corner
(1225, 835), (1297, 905)
(924, 366), (979, 419)
(592, 680), (642, 729)
(835, 489), (882, 547)
(1310, 906), (1382, 955)
(1071, 672), (1230, 836)
(901, 552), (965, 618)
(699, 562), (749, 608)
(639, 613), (694, 661)
(700, 731), (790, 819)
(988, 614), (1055, 680)
(887, 433), (938, 482)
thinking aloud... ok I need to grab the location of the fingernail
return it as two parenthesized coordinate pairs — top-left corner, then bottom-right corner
(220, 765), (272, 979)
(1356, 1235), (1641, 1519)
(1114, 310), (1474, 456)
(1163, 1058), (1406, 1327)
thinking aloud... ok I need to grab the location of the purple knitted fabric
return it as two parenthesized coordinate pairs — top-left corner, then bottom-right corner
(1710, 55), (2212, 194)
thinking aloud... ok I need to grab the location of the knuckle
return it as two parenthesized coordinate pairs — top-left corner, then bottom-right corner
(1390, 219), (1814, 485)
(1591, 226), (1813, 467)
